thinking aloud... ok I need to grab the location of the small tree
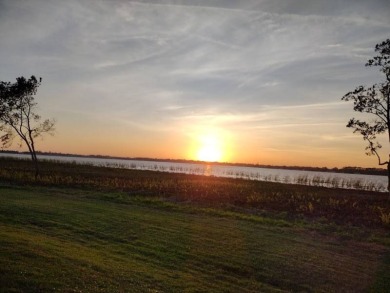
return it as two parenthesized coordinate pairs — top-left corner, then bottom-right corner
(0, 76), (55, 178)
(342, 39), (390, 192)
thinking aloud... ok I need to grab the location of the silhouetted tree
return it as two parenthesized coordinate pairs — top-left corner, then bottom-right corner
(0, 76), (55, 178)
(342, 39), (390, 192)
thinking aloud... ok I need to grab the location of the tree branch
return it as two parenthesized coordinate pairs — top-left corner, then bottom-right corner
(366, 136), (389, 165)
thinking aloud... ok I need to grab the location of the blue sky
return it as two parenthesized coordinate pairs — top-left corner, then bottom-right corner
(1, 0), (389, 167)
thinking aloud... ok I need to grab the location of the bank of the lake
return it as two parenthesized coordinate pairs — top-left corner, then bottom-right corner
(1, 157), (389, 228)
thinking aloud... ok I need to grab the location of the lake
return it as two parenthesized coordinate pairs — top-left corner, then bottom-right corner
(1, 153), (387, 192)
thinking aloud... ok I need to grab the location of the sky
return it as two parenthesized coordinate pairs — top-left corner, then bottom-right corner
(0, 0), (390, 167)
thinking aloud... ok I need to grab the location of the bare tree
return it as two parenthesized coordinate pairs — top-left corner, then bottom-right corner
(342, 39), (390, 192)
(0, 76), (55, 178)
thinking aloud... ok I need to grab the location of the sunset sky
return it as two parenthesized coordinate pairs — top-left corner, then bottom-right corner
(1, 0), (390, 167)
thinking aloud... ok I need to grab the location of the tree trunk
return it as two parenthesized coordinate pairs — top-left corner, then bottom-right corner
(387, 162), (390, 195)
(33, 153), (39, 180)
(28, 147), (39, 180)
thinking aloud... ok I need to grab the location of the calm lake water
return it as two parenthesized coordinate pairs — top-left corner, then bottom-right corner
(1, 153), (387, 192)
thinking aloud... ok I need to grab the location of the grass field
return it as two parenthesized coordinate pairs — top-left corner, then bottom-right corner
(0, 158), (389, 292)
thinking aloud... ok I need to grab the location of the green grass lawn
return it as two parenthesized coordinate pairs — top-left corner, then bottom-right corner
(0, 185), (389, 292)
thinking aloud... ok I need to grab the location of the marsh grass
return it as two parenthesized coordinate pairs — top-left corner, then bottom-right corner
(0, 157), (389, 228)
(7, 155), (385, 191)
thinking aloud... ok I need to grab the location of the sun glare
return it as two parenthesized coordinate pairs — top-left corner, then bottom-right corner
(196, 133), (223, 162)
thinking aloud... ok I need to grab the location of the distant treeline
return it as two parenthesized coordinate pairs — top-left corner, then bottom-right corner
(1, 150), (386, 176)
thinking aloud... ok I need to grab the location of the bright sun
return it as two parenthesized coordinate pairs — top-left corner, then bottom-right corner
(196, 133), (223, 162)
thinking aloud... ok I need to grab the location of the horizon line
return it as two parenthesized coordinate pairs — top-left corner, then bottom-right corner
(0, 149), (386, 172)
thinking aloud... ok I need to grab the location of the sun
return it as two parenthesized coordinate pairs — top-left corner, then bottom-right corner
(196, 133), (223, 162)
(188, 128), (232, 162)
